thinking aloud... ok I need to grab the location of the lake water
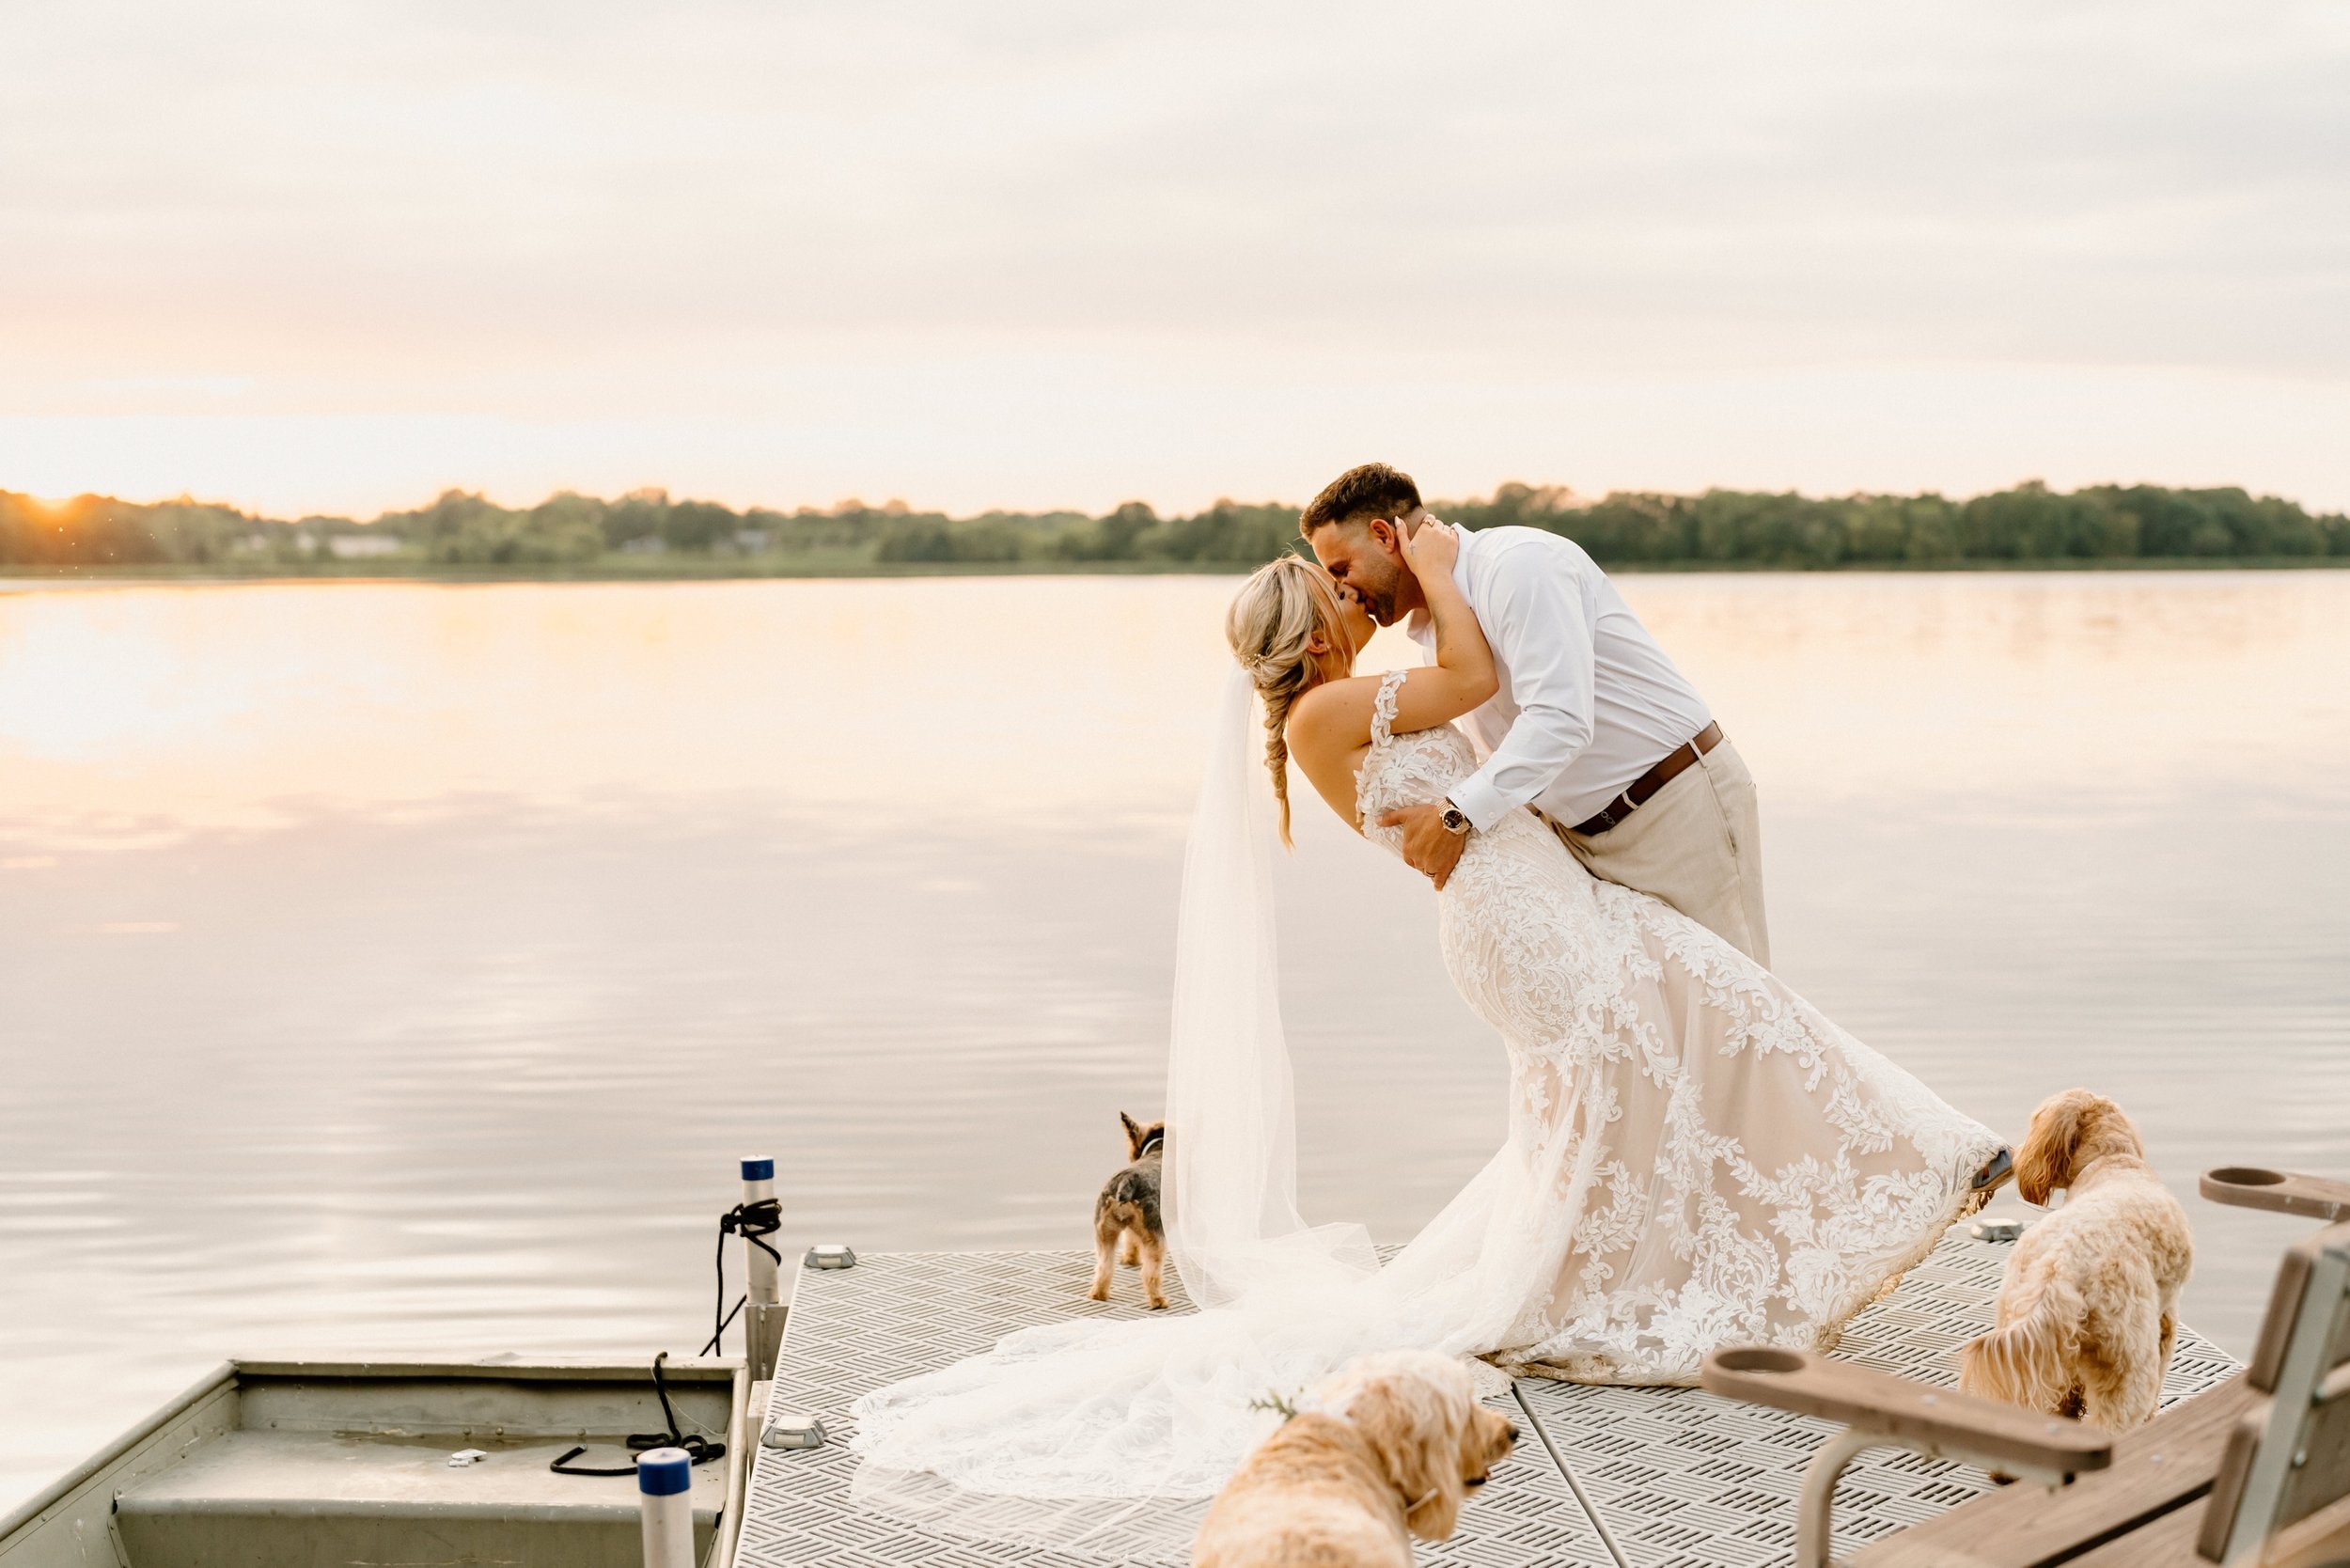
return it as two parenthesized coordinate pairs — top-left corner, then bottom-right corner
(3, 571), (2346, 1510)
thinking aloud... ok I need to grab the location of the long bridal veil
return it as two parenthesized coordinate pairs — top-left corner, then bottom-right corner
(1164, 667), (1379, 1306)
(846, 668), (1416, 1559)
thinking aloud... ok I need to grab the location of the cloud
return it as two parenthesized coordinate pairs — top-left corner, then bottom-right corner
(2, 0), (2344, 512)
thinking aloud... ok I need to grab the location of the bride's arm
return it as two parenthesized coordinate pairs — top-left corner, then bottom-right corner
(1296, 523), (1496, 737)
(1385, 521), (1496, 732)
(1285, 524), (1496, 833)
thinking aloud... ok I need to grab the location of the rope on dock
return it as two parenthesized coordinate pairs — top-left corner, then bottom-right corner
(702, 1198), (784, 1356)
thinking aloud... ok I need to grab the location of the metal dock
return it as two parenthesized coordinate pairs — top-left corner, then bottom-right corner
(735, 1229), (2239, 1568)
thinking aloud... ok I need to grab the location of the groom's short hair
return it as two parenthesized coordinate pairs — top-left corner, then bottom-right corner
(1299, 463), (1422, 538)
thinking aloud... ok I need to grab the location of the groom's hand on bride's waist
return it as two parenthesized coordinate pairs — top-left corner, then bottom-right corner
(1380, 804), (1467, 890)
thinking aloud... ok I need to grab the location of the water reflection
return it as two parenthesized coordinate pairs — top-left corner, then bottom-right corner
(1, 572), (2345, 1509)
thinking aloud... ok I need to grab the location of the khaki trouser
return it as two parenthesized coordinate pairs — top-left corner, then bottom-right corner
(1550, 736), (1772, 967)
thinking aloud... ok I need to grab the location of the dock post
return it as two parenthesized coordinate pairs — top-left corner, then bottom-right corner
(741, 1157), (787, 1382)
(636, 1447), (695, 1568)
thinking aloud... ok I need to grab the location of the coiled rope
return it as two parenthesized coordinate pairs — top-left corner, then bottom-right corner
(548, 1351), (727, 1475)
(700, 1195), (783, 1357)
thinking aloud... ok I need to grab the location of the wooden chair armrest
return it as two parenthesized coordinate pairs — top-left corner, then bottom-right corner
(1701, 1347), (2114, 1478)
(2201, 1167), (2350, 1221)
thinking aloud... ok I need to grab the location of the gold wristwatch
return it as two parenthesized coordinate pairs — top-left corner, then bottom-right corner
(1439, 799), (1472, 835)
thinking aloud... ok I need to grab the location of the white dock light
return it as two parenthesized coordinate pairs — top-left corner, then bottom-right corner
(636, 1447), (695, 1568)
(762, 1412), (827, 1450)
(804, 1243), (856, 1270)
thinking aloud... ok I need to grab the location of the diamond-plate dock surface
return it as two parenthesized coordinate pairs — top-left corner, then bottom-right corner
(736, 1249), (1611, 1567)
(1513, 1231), (2240, 1568)
(738, 1229), (2239, 1568)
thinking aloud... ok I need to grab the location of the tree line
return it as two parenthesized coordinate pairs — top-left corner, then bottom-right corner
(5, 479), (2346, 571)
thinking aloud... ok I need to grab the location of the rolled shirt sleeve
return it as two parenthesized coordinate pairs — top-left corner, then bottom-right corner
(1444, 543), (1598, 832)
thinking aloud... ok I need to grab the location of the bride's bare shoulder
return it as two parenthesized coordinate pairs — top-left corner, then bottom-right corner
(1286, 674), (1385, 745)
(1285, 677), (1386, 833)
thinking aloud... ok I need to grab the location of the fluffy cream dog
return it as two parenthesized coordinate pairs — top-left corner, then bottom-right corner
(1959, 1088), (2193, 1434)
(1192, 1350), (1516, 1568)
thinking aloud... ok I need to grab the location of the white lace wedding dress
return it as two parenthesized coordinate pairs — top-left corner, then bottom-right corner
(1349, 671), (1998, 1379)
(850, 671), (1998, 1545)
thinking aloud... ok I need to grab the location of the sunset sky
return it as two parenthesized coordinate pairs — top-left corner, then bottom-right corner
(3, 1), (2344, 518)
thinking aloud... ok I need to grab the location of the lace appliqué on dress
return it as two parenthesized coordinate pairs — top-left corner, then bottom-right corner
(1369, 667), (1404, 747)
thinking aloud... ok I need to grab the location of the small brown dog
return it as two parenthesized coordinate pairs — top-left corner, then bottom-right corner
(1194, 1350), (1516, 1568)
(1959, 1088), (2193, 1434)
(1090, 1112), (1167, 1309)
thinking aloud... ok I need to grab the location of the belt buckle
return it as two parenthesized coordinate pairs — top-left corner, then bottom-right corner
(1591, 792), (1636, 834)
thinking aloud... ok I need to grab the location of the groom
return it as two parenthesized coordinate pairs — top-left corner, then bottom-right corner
(1303, 463), (1772, 965)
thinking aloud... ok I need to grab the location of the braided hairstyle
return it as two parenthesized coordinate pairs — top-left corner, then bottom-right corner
(1224, 555), (1350, 846)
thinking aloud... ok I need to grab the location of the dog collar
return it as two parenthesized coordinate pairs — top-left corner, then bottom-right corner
(2068, 1152), (2124, 1203)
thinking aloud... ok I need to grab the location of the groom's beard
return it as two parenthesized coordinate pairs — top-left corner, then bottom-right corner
(1351, 564), (1402, 626)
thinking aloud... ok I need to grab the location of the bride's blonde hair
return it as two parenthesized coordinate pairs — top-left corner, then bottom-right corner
(1225, 555), (1350, 846)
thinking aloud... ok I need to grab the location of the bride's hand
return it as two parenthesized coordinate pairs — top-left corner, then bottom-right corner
(1401, 517), (1458, 576)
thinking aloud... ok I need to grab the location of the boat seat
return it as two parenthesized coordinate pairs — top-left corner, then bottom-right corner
(113, 1429), (720, 1568)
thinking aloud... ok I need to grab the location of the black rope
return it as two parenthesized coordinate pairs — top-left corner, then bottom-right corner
(550, 1351), (728, 1476)
(701, 1196), (782, 1357)
(546, 1195), (781, 1477)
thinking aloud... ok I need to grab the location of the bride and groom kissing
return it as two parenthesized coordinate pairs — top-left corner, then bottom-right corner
(1282, 460), (1768, 964)
(849, 461), (2013, 1537)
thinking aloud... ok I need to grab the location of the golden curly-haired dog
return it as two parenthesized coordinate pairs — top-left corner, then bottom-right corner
(1192, 1349), (1515, 1568)
(1958, 1088), (2193, 1434)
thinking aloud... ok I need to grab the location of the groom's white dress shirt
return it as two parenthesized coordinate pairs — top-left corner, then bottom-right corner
(1406, 525), (1713, 832)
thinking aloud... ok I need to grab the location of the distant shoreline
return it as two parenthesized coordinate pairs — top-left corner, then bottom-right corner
(11, 480), (2346, 577)
(8, 555), (2350, 587)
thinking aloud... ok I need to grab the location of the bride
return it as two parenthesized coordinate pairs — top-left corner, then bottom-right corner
(851, 523), (2001, 1533)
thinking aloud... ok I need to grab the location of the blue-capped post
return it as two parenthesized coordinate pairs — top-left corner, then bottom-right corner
(742, 1155), (778, 1313)
(635, 1446), (694, 1568)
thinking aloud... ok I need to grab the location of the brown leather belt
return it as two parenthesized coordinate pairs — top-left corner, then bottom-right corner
(1569, 722), (1724, 837)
